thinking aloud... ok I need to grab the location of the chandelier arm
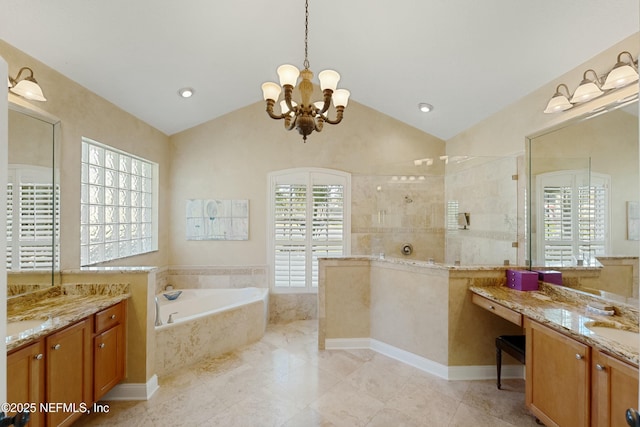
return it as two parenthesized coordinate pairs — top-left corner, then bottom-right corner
(285, 112), (298, 131)
(318, 89), (333, 114)
(282, 85), (297, 112)
(265, 99), (289, 120)
(322, 106), (345, 125)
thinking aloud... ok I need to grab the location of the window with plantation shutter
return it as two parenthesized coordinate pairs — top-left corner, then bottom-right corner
(269, 169), (350, 292)
(537, 171), (609, 266)
(6, 166), (59, 271)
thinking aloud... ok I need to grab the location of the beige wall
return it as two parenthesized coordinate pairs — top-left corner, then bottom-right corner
(168, 99), (445, 266)
(0, 40), (171, 271)
(446, 33), (639, 157)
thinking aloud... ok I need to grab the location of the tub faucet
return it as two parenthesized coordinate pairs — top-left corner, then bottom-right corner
(154, 296), (163, 326)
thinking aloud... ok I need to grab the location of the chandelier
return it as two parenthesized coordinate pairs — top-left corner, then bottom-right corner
(261, 0), (350, 142)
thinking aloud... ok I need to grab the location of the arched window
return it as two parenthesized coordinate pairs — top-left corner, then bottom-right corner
(268, 168), (351, 292)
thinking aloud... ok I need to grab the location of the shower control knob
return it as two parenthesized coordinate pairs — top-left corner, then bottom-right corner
(401, 243), (413, 256)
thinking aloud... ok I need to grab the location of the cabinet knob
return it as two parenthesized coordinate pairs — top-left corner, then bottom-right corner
(110, 314), (116, 319)
(99, 343), (106, 349)
(596, 363), (606, 371)
(52, 344), (61, 351)
(575, 353), (583, 360)
(34, 353), (43, 360)
(488, 305), (495, 310)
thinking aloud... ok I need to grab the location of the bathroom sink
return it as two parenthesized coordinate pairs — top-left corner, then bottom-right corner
(585, 322), (639, 351)
(6, 319), (50, 341)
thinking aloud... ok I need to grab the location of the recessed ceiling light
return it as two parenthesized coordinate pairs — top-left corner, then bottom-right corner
(418, 103), (433, 113)
(178, 87), (195, 98)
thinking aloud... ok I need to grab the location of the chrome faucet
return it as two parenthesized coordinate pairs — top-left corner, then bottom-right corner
(168, 312), (178, 324)
(154, 296), (163, 326)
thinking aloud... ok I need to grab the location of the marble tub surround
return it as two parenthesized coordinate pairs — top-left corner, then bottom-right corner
(155, 298), (267, 376)
(7, 283), (130, 351)
(470, 283), (639, 366)
(155, 265), (316, 323)
(155, 265), (268, 294)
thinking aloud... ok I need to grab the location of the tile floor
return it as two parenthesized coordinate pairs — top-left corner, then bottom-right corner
(76, 320), (540, 427)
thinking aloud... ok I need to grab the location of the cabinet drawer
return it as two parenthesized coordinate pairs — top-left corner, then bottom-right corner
(472, 293), (522, 326)
(95, 302), (124, 334)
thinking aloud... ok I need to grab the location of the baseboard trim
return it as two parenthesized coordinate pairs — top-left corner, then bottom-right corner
(100, 375), (159, 401)
(325, 337), (525, 381)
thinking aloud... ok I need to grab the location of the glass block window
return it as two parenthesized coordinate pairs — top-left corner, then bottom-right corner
(269, 169), (350, 292)
(81, 138), (157, 266)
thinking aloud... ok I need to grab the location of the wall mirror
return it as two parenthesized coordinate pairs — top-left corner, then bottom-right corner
(527, 93), (639, 302)
(7, 100), (60, 296)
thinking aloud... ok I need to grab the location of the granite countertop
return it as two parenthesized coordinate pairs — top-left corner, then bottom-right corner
(6, 284), (130, 352)
(470, 283), (639, 367)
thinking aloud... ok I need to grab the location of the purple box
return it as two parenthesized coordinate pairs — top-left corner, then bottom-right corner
(534, 270), (562, 286)
(506, 269), (539, 291)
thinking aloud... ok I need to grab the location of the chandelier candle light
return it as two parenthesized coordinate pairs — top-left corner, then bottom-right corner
(261, 0), (350, 142)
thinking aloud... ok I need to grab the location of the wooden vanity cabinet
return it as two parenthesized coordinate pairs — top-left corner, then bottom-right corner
(592, 349), (639, 427)
(7, 340), (45, 427)
(45, 317), (93, 427)
(525, 318), (591, 427)
(93, 301), (126, 401)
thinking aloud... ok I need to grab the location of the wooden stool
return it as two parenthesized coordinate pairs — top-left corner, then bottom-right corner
(496, 335), (526, 389)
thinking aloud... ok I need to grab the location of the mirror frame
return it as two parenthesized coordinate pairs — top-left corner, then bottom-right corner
(8, 94), (61, 288)
(525, 84), (639, 269)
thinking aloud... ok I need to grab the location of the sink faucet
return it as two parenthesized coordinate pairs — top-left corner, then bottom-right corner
(154, 296), (162, 326)
(168, 312), (178, 324)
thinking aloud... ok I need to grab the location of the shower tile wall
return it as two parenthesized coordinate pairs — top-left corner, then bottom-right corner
(351, 175), (445, 262)
(444, 157), (519, 266)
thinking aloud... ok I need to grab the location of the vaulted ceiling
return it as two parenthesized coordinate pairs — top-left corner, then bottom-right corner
(1, 0), (638, 139)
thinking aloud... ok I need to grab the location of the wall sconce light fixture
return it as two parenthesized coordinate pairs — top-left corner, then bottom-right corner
(544, 51), (638, 114)
(8, 67), (47, 101)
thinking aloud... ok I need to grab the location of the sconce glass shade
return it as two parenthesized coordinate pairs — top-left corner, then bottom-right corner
(10, 79), (47, 101)
(276, 64), (300, 87)
(332, 89), (350, 107)
(570, 70), (603, 103)
(544, 84), (573, 114)
(570, 81), (603, 103)
(602, 63), (638, 90)
(261, 82), (282, 101)
(318, 70), (340, 91)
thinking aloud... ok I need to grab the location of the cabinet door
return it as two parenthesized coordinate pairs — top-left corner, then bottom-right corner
(525, 318), (590, 427)
(592, 349), (639, 427)
(94, 323), (125, 401)
(7, 340), (45, 427)
(46, 318), (93, 427)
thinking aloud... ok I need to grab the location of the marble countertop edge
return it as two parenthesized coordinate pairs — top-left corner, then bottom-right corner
(470, 285), (639, 367)
(6, 292), (130, 352)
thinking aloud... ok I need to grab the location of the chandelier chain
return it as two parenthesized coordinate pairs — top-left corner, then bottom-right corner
(303, 0), (310, 70)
